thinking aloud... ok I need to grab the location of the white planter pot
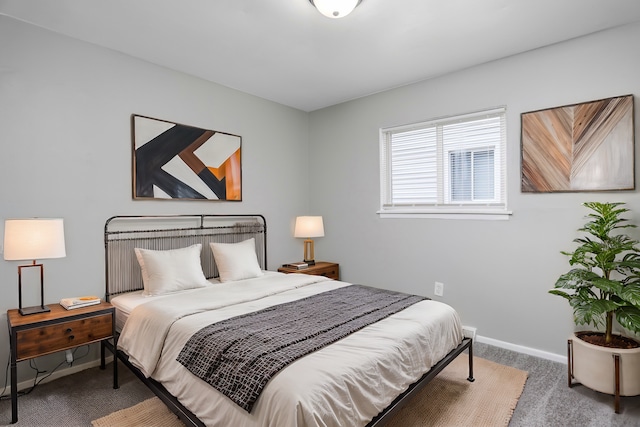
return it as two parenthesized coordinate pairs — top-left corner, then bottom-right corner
(570, 332), (640, 397)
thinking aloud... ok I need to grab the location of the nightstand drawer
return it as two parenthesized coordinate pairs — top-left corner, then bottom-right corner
(307, 264), (339, 280)
(278, 261), (340, 280)
(15, 313), (113, 361)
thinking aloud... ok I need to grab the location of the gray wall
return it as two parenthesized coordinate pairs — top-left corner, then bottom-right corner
(308, 22), (640, 358)
(0, 16), (309, 385)
(1, 13), (639, 390)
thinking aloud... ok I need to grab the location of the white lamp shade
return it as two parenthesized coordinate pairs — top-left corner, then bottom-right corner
(311, 0), (359, 18)
(4, 218), (66, 261)
(294, 216), (325, 238)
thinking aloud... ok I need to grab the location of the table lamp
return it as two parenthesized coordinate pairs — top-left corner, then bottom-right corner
(3, 218), (66, 315)
(294, 216), (324, 265)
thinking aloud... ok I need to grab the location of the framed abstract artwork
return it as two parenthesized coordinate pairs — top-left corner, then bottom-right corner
(132, 115), (242, 201)
(521, 94), (634, 192)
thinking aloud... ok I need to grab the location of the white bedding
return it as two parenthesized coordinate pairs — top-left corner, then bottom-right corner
(111, 277), (221, 331)
(115, 272), (463, 427)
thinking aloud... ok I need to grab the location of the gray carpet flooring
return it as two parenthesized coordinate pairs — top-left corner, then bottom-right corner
(0, 342), (638, 426)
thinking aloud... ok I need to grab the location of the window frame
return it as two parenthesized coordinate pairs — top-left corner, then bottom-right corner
(378, 107), (511, 220)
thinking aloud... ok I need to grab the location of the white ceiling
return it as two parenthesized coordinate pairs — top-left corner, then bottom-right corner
(2, 0), (640, 112)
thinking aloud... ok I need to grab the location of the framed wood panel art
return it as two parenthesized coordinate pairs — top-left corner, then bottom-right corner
(521, 94), (634, 192)
(132, 115), (241, 201)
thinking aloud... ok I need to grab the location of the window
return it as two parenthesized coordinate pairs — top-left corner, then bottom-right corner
(379, 108), (509, 219)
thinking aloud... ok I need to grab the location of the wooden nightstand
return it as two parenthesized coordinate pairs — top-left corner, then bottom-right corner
(278, 261), (340, 280)
(7, 301), (117, 424)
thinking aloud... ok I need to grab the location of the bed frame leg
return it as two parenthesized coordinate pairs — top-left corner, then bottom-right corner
(467, 338), (475, 382)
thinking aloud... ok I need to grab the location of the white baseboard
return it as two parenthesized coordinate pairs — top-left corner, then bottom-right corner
(11, 355), (114, 393)
(476, 335), (566, 364)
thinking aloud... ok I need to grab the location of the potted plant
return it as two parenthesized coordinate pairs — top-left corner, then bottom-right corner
(550, 202), (640, 409)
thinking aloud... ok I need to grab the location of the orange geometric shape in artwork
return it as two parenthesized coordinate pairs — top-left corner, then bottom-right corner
(208, 149), (241, 200)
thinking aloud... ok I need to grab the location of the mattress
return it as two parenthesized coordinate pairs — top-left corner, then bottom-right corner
(115, 272), (463, 427)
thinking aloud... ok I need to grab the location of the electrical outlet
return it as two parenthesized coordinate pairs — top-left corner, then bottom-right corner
(434, 281), (444, 296)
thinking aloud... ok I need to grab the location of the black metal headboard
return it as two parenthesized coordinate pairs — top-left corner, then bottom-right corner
(104, 214), (267, 301)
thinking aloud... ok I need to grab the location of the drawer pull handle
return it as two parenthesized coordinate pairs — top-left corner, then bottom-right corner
(68, 335), (75, 341)
(66, 328), (73, 333)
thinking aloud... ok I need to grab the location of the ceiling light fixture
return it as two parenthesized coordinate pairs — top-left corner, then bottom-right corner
(309, 0), (362, 19)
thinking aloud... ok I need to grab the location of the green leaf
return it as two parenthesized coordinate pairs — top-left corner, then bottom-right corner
(590, 299), (620, 314)
(554, 269), (600, 289)
(548, 289), (571, 300)
(616, 306), (640, 335)
(618, 256), (640, 270)
(619, 283), (640, 307)
(572, 300), (602, 328)
(592, 277), (623, 295)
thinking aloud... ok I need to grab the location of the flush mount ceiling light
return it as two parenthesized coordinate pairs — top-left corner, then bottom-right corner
(309, 0), (362, 19)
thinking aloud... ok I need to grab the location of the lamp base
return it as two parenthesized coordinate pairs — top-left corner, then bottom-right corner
(303, 239), (316, 266)
(19, 305), (50, 316)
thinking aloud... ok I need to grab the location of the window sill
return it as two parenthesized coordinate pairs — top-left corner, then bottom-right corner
(377, 208), (512, 220)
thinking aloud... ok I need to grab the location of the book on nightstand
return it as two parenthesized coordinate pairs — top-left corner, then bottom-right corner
(60, 296), (101, 310)
(282, 262), (309, 270)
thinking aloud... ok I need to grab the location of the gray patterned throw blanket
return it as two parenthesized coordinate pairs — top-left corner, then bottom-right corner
(176, 284), (427, 412)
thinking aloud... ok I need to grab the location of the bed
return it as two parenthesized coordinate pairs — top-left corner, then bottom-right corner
(104, 214), (474, 427)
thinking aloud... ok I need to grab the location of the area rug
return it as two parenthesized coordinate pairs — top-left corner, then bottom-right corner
(92, 355), (527, 427)
(385, 354), (528, 427)
(91, 397), (185, 427)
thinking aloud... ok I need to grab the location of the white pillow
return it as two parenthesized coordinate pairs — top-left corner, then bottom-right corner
(134, 244), (210, 296)
(210, 238), (264, 282)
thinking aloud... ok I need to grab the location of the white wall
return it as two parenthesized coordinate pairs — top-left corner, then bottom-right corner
(0, 16), (310, 385)
(308, 22), (640, 358)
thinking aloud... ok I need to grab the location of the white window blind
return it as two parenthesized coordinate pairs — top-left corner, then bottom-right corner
(379, 108), (509, 219)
